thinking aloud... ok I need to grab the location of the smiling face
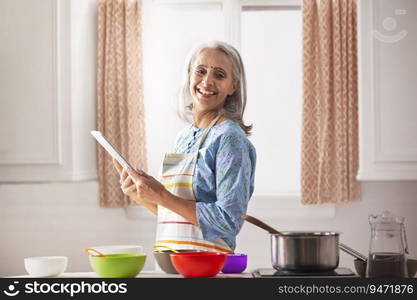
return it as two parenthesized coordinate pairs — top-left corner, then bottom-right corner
(189, 48), (236, 114)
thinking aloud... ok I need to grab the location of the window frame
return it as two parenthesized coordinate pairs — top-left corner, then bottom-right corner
(153, 0), (302, 50)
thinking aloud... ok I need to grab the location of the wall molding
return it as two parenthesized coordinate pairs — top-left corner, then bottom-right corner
(0, 0), (97, 183)
(0, 0), (61, 166)
(373, 0), (417, 164)
(357, 0), (417, 180)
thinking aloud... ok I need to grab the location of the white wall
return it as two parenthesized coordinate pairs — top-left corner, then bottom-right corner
(1, 0), (416, 277)
(0, 182), (156, 276)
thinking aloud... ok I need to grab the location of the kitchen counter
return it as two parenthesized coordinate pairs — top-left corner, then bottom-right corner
(6, 270), (253, 278)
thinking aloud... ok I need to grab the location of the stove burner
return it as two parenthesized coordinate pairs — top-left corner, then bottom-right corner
(252, 267), (357, 278)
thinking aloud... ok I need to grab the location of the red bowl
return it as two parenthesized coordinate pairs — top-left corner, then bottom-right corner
(170, 252), (227, 278)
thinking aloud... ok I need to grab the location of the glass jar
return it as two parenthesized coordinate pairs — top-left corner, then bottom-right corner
(366, 210), (409, 278)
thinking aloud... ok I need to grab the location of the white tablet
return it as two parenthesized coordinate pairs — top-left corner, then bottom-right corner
(91, 130), (134, 170)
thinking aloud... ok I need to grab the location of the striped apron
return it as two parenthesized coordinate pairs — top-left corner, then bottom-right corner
(155, 115), (233, 253)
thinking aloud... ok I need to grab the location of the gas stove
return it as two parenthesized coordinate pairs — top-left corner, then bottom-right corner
(252, 267), (358, 278)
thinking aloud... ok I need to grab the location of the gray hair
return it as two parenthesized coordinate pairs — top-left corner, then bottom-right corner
(178, 41), (252, 136)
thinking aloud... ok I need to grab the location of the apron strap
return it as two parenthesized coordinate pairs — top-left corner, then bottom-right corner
(195, 114), (222, 151)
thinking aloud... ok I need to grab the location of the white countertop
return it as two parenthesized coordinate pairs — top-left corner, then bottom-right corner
(6, 270), (253, 278)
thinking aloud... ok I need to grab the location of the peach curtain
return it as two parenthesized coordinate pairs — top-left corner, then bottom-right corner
(96, 0), (147, 207)
(301, 0), (361, 204)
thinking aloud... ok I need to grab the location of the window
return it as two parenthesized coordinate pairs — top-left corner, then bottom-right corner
(242, 7), (302, 195)
(143, 0), (302, 196)
(143, 1), (225, 175)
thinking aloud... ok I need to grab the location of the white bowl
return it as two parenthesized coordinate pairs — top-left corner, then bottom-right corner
(90, 245), (143, 255)
(24, 256), (68, 277)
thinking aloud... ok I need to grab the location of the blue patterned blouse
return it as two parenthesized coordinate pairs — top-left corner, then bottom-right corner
(174, 120), (256, 250)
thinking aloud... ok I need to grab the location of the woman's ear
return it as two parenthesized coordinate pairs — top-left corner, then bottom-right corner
(229, 81), (238, 96)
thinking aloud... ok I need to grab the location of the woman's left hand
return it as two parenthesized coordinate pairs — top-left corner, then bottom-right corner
(126, 168), (170, 205)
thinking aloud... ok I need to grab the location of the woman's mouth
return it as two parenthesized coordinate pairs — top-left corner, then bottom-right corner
(196, 87), (217, 99)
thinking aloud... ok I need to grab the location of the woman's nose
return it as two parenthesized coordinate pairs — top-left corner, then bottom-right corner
(201, 72), (214, 86)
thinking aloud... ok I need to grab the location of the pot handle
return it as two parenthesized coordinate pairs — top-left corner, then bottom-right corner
(339, 243), (367, 262)
(242, 215), (281, 235)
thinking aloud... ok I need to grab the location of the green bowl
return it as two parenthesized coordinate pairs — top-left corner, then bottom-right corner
(89, 254), (147, 278)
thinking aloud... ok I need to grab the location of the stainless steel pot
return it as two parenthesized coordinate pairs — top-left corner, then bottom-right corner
(244, 215), (367, 272)
(244, 215), (341, 271)
(271, 232), (339, 271)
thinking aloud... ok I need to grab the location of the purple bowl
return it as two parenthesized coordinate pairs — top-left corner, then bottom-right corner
(221, 253), (247, 274)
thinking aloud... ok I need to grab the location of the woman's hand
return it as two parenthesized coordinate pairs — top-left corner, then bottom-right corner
(125, 166), (171, 205)
(113, 158), (137, 198)
(112, 158), (196, 223)
(112, 158), (169, 206)
(112, 159), (158, 216)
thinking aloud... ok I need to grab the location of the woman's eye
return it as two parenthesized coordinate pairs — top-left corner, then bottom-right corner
(196, 69), (205, 75)
(215, 72), (225, 79)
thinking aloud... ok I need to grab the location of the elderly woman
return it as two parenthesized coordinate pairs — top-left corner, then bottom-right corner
(113, 41), (256, 253)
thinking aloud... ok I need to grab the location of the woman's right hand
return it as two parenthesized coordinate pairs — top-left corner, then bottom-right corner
(112, 159), (142, 201)
(112, 158), (158, 215)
